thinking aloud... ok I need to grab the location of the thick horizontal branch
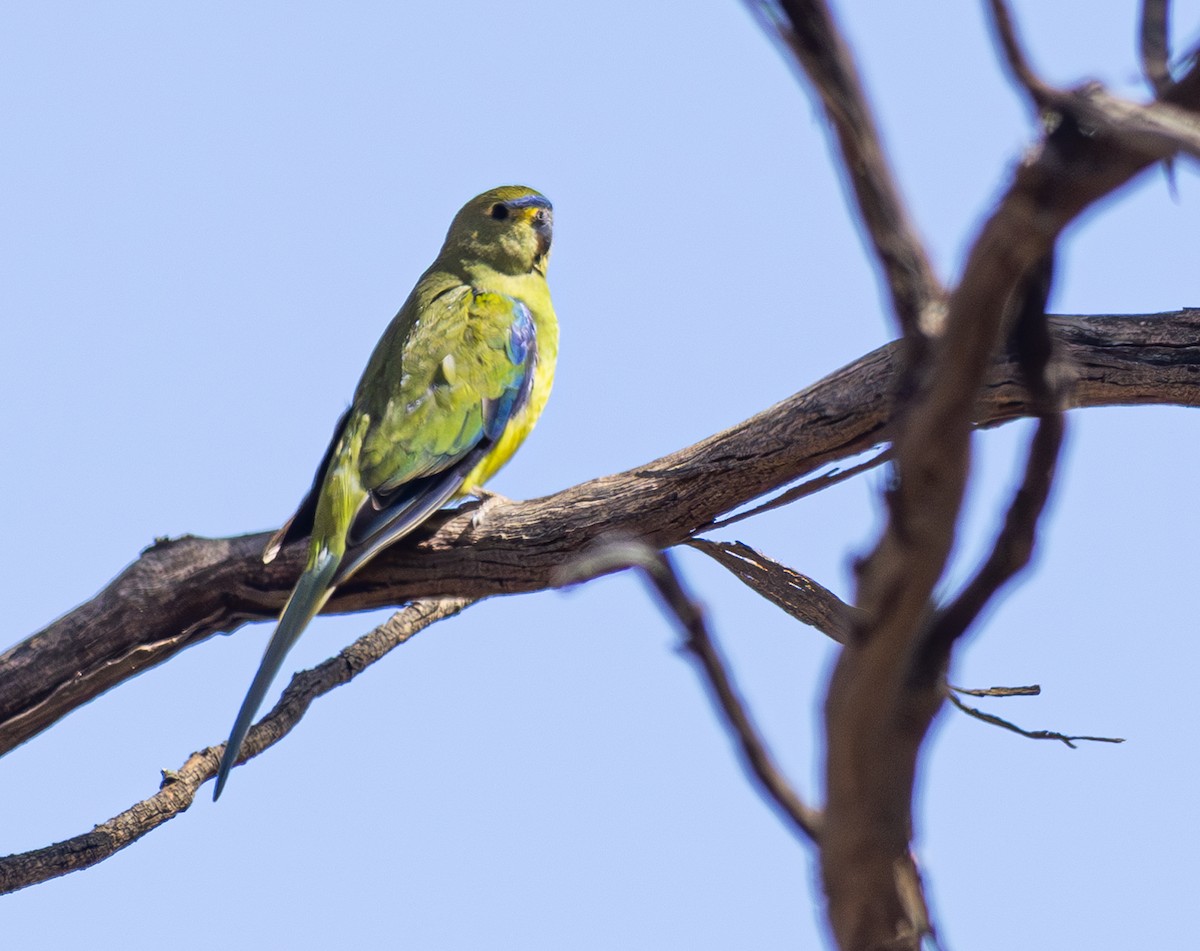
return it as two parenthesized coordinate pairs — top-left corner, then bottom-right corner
(1, 310), (1198, 756)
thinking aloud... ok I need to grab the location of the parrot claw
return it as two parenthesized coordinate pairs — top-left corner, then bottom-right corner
(466, 485), (515, 529)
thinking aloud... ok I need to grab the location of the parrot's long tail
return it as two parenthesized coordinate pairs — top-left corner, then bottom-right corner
(213, 548), (342, 801)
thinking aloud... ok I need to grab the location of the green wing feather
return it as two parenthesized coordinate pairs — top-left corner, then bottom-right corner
(340, 288), (536, 579)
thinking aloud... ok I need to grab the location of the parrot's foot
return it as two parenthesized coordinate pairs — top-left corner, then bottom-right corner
(466, 485), (516, 530)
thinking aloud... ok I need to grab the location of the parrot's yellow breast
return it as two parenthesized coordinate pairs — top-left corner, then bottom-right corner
(461, 296), (558, 491)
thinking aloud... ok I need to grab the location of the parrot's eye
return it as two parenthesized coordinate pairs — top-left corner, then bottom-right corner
(489, 203), (509, 221)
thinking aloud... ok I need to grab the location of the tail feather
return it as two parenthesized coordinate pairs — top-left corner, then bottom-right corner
(213, 549), (341, 801)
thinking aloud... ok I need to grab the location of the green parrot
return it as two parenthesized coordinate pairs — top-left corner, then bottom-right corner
(214, 185), (557, 800)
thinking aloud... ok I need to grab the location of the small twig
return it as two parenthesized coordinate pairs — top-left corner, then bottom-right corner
(985, 0), (1054, 106)
(1136, 0), (1178, 196)
(686, 538), (854, 643)
(743, 0), (944, 337)
(947, 692), (1124, 748)
(559, 540), (823, 843)
(1141, 0), (1173, 96)
(702, 447), (890, 532)
(950, 683), (1040, 698)
(0, 597), (473, 895)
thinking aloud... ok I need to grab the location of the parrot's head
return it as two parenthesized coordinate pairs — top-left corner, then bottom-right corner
(442, 185), (553, 277)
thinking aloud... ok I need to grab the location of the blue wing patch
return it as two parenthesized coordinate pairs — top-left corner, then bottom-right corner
(482, 300), (537, 440)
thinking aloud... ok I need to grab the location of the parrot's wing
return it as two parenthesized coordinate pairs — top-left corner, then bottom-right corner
(261, 289), (536, 569)
(332, 289), (537, 582)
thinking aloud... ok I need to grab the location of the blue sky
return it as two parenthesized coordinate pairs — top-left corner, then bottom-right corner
(3, 2), (1198, 948)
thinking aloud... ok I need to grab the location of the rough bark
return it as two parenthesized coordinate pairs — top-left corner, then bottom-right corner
(1, 311), (1197, 760)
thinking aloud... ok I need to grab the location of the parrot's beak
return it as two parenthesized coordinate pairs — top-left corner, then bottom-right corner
(531, 207), (553, 257)
(502, 193), (554, 263)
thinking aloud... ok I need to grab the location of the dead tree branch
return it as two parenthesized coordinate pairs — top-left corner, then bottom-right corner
(0, 597), (471, 895)
(913, 253), (1063, 684)
(703, 448), (890, 532)
(947, 692), (1124, 748)
(986, 0), (1054, 105)
(814, 2), (1200, 947)
(744, 0), (944, 337)
(950, 683), (1040, 698)
(560, 541), (823, 842)
(686, 539), (855, 643)
(1140, 0), (1173, 96)
(2, 310), (1199, 760)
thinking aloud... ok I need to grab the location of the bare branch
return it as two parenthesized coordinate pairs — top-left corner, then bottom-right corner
(744, 0), (943, 337)
(985, 0), (1199, 162)
(2, 310), (1199, 759)
(1139, 0), (1180, 193)
(920, 413), (1063, 671)
(560, 541), (823, 842)
(686, 539), (854, 643)
(702, 447), (889, 532)
(820, 34), (1200, 950)
(914, 254), (1064, 684)
(0, 597), (472, 895)
(950, 683), (1040, 698)
(985, 0), (1054, 106)
(1060, 84), (1200, 161)
(1141, 0), (1173, 95)
(947, 692), (1125, 748)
